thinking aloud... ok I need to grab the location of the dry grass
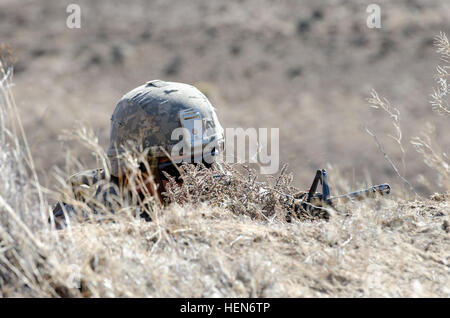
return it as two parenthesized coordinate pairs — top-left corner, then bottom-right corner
(1, 32), (450, 298)
(3, 0), (449, 196)
(410, 32), (450, 190)
(430, 32), (450, 116)
(5, 197), (450, 298)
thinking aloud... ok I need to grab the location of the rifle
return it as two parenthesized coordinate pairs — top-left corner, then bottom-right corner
(299, 169), (391, 216)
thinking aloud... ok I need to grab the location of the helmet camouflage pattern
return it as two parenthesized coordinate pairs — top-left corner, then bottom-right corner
(107, 80), (224, 177)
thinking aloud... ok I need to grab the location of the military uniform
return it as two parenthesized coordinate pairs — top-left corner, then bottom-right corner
(52, 168), (153, 227)
(53, 80), (225, 227)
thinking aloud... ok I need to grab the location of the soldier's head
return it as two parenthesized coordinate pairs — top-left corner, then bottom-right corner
(107, 80), (224, 198)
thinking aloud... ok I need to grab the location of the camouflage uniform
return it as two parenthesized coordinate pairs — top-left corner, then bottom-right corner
(53, 80), (224, 227)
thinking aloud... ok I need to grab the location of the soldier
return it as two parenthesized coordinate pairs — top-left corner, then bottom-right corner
(52, 79), (225, 226)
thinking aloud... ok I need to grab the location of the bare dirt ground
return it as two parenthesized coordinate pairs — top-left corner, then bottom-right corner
(1, 0), (449, 195)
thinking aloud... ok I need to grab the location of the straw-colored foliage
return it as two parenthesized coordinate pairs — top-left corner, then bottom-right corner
(0, 34), (449, 298)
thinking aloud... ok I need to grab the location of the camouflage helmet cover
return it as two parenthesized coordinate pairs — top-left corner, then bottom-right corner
(107, 80), (224, 177)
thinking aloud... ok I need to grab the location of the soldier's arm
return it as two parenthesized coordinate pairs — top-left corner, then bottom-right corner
(51, 201), (76, 229)
(50, 169), (105, 229)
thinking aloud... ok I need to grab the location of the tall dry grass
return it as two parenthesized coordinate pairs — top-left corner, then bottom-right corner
(410, 32), (450, 190)
(0, 35), (449, 297)
(366, 32), (450, 196)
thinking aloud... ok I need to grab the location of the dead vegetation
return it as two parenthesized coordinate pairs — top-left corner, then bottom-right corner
(2, 0), (449, 196)
(0, 15), (449, 297)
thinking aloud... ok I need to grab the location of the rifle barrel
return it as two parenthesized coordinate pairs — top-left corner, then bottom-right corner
(329, 184), (391, 203)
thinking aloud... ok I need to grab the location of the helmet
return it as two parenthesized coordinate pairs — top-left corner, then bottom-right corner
(107, 80), (224, 177)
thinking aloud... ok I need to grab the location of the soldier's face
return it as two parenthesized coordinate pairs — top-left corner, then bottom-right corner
(126, 171), (161, 200)
(130, 170), (182, 199)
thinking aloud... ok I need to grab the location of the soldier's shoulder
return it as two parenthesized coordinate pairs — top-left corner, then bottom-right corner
(66, 168), (121, 202)
(68, 168), (109, 187)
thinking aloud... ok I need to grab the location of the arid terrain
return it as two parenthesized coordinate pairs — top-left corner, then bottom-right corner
(1, 0), (449, 194)
(0, 0), (449, 298)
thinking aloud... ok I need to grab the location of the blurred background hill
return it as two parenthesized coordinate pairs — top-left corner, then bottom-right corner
(1, 0), (449, 195)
